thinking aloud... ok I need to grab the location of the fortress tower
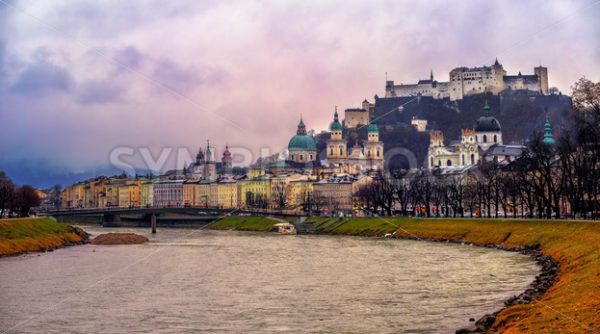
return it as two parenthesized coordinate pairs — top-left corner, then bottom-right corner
(534, 66), (549, 95)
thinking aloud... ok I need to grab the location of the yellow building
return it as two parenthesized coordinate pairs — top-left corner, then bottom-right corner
(118, 180), (141, 207)
(195, 181), (213, 207)
(183, 181), (198, 206)
(238, 175), (271, 208)
(288, 177), (314, 208)
(215, 179), (238, 208)
(140, 181), (154, 207)
(313, 174), (372, 214)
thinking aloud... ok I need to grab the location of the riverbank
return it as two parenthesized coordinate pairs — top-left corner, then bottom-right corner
(210, 216), (279, 232)
(212, 216), (599, 333)
(0, 217), (89, 256)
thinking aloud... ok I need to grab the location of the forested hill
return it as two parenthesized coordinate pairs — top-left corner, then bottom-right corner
(316, 92), (572, 170)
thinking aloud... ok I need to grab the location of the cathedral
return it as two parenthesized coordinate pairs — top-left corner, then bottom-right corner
(323, 110), (384, 173)
(427, 103), (507, 169)
(186, 141), (233, 180)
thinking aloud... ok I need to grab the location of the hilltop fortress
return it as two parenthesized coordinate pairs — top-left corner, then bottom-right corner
(385, 59), (548, 101)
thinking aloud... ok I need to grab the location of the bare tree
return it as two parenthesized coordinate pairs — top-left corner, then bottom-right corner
(273, 182), (288, 208)
(0, 171), (16, 218)
(14, 185), (41, 217)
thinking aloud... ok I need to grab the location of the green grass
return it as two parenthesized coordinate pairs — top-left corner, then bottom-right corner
(0, 217), (86, 256)
(210, 216), (278, 232)
(0, 217), (67, 240)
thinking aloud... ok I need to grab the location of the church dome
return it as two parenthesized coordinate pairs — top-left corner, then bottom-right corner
(288, 135), (316, 151)
(222, 145), (231, 158)
(330, 111), (342, 131)
(368, 123), (379, 133)
(288, 117), (316, 151)
(475, 103), (501, 132)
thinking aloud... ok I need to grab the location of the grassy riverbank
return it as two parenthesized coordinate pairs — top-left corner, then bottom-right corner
(210, 216), (279, 232)
(215, 216), (599, 333)
(0, 217), (88, 256)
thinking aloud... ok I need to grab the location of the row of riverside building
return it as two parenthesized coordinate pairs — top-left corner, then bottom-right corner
(61, 170), (373, 215)
(61, 112), (383, 215)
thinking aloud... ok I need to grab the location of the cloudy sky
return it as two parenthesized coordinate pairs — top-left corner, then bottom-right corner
(0, 0), (599, 186)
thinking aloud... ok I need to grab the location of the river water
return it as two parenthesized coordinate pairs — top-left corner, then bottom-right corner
(0, 227), (539, 333)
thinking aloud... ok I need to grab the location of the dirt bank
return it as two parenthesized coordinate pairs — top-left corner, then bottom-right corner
(0, 217), (89, 256)
(91, 232), (149, 245)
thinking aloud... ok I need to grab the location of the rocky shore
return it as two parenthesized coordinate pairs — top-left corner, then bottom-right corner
(394, 238), (560, 334)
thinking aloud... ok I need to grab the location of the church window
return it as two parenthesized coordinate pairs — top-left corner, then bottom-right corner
(339, 147), (343, 155)
(461, 155), (465, 165)
(376, 149), (380, 157)
(330, 146), (334, 155)
(470, 154), (475, 165)
(447, 160), (452, 166)
(310, 154), (313, 160)
(483, 135), (488, 143)
(300, 155), (304, 161)
(438, 160), (441, 166)
(494, 135), (497, 143)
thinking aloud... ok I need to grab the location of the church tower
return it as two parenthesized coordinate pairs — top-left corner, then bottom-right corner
(326, 109), (347, 160)
(203, 141), (218, 181)
(363, 121), (384, 169)
(222, 145), (233, 174)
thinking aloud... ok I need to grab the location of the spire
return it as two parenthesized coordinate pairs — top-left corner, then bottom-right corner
(482, 100), (491, 116)
(430, 69), (433, 81)
(330, 107), (342, 131)
(494, 58), (500, 66)
(296, 115), (307, 135)
(543, 107), (555, 146)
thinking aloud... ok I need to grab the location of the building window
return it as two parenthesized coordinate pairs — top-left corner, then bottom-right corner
(461, 155), (465, 165)
(470, 154), (475, 165)
(494, 134), (497, 143)
(447, 160), (452, 166)
(483, 135), (488, 143)
(438, 160), (441, 166)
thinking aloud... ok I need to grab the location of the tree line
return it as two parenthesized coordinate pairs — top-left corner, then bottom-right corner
(0, 171), (44, 218)
(355, 78), (600, 219)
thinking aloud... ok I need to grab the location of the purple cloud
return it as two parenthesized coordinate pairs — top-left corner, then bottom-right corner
(113, 45), (143, 73)
(10, 53), (73, 95)
(76, 80), (124, 104)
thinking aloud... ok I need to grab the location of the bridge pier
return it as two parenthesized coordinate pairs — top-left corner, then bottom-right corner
(151, 213), (157, 234)
(101, 214), (122, 227)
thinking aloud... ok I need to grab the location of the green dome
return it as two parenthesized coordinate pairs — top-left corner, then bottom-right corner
(330, 121), (342, 131)
(288, 116), (316, 151)
(368, 123), (379, 133)
(330, 111), (342, 131)
(288, 135), (316, 151)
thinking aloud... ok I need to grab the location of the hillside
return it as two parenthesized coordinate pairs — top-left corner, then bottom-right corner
(316, 92), (571, 170)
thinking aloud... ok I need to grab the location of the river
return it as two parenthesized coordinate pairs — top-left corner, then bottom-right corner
(0, 227), (539, 333)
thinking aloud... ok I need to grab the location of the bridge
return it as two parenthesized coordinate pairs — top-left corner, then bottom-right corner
(37, 206), (302, 230)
